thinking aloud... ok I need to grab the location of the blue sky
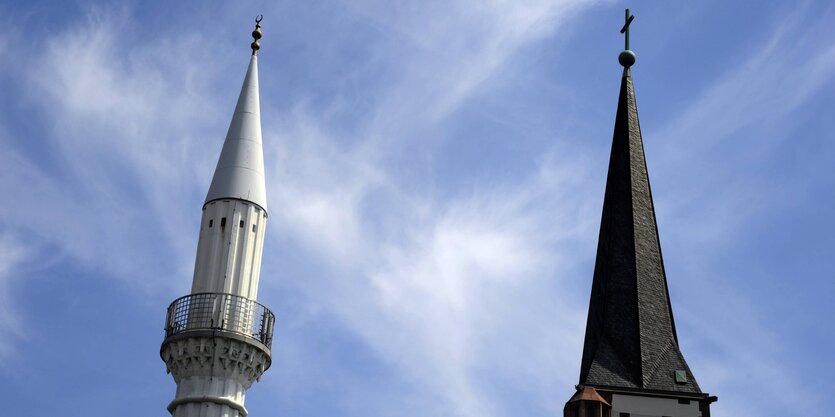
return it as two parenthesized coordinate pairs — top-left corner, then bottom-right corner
(0, 1), (833, 416)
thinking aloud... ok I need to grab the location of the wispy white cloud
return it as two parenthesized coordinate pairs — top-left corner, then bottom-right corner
(0, 8), (236, 295)
(267, 137), (595, 415)
(655, 3), (835, 165)
(349, 184), (587, 417)
(259, 2), (608, 414)
(343, 0), (607, 136)
(0, 232), (28, 361)
(268, 109), (385, 263)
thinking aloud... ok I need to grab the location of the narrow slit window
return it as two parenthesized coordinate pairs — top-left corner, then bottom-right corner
(209, 219), (213, 228)
(220, 217), (226, 227)
(252, 224), (257, 232)
(240, 220), (245, 228)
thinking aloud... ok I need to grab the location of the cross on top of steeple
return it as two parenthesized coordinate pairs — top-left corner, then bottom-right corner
(618, 9), (636, 70)
(620, 9), (635, 50)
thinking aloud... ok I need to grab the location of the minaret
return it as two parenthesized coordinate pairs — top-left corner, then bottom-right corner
(161, 16), (275, 417)
(564, 10), (717, 417)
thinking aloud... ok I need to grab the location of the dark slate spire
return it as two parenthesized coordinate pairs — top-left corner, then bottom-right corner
(578, 10), (703, 395)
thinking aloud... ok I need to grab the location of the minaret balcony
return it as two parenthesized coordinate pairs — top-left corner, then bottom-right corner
(162, 292), (275, 351)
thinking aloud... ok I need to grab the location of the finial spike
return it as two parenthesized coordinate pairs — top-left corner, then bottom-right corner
(251, 15), (263, 56)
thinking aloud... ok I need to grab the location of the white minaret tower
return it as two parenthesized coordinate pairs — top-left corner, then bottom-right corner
(161, 16), (274, 417)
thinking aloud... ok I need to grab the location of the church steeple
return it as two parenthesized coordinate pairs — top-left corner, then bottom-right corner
(579, 18), (698, 393)
(565, 10), (716, 417)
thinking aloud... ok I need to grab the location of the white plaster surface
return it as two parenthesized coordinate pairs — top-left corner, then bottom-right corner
(191, 200), (267, 300)
(162, 335), (271, 417)
(171, 376), (247, 417)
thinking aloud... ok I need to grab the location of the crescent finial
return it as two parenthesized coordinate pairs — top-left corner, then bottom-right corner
(251, 15), (263, 56)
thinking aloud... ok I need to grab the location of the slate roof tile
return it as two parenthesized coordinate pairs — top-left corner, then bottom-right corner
(578, 73), (704, 395)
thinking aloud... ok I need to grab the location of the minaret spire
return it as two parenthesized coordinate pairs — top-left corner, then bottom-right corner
(205, 15), (267, 213)
(564, 9), (716, 417)
(161, 17), (275, 417)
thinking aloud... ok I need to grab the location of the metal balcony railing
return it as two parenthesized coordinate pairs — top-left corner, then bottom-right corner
(164, 292), (275, 349)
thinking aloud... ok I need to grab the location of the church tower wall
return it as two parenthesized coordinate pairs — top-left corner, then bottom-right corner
(611, 394), (701, 417)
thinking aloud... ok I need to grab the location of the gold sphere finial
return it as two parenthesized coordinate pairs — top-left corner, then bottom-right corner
(251, 15), (263, 55)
